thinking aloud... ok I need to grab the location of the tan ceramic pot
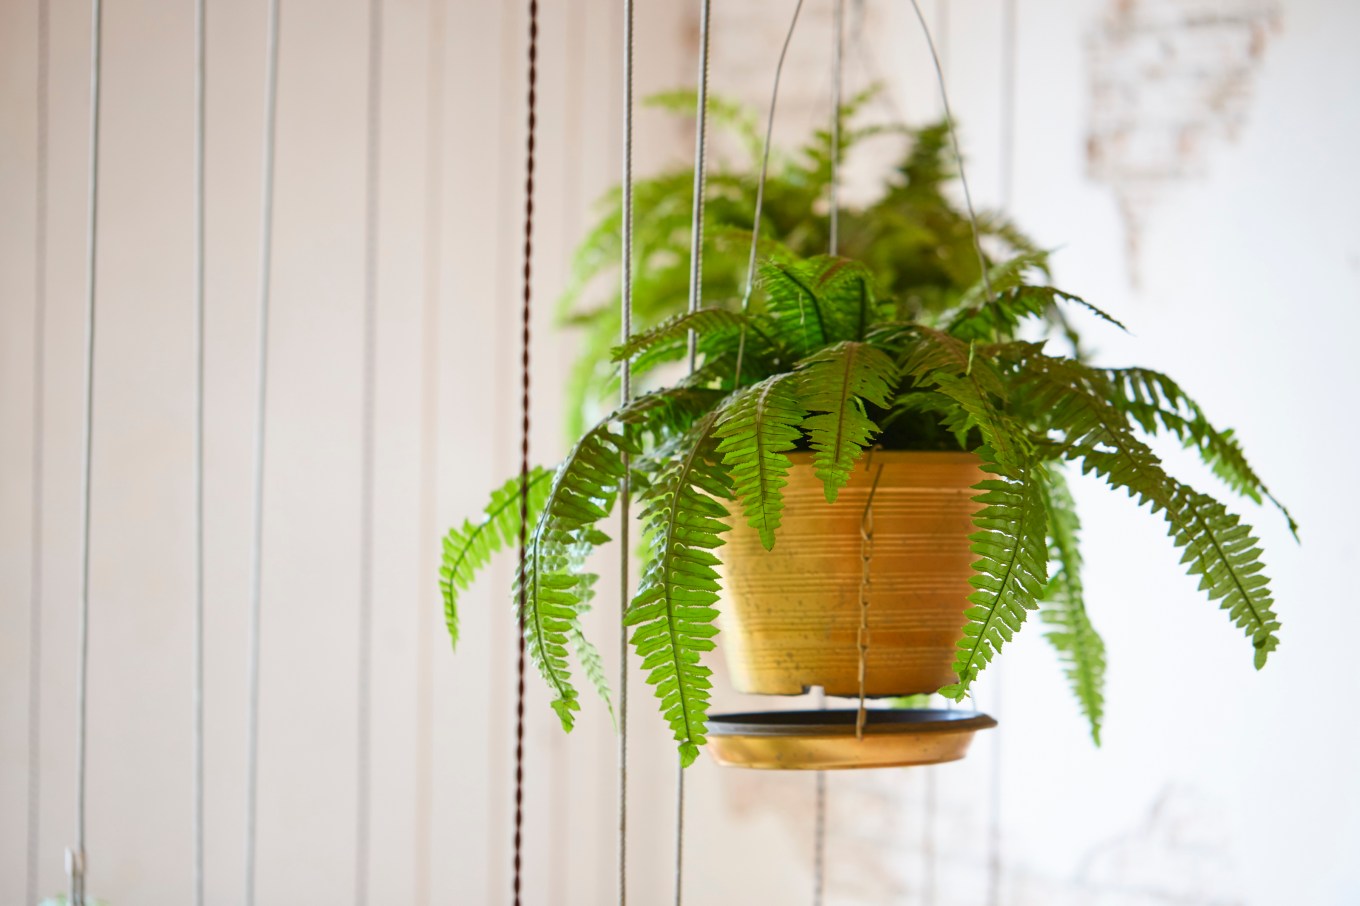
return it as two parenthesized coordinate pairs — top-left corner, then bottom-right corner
(719, 450), (983, 696)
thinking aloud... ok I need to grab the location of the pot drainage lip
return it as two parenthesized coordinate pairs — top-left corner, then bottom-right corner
(707, 708), (997, 738)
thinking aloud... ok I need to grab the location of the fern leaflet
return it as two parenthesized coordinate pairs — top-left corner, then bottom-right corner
(517, 421), (633, 730)
(796, 341), (898, 502)
(1038, 468), (1106, 743)
(940, 449), (1049, 700)
(625, 409), (733, 766)
(439, 467), (554, 650)
(714, 374), (807, 549)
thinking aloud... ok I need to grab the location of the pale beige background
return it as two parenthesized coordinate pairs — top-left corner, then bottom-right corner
(2, 1), (1358, 904)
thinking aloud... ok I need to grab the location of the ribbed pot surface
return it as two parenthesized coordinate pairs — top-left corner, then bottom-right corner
(719, 450), (982, 696)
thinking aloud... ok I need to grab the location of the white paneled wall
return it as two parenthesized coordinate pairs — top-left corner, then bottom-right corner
(2, 1), (1358, 905)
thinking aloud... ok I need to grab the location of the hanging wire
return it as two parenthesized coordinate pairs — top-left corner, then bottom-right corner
(413, 1), (446, 903)
(513, 3), (540, 904)
(828, 0), (844, 257)
(618, 0), (635, 902)
(732, 0), (805, 386)
(906, 0), (992, 303)
(355, 0), (383, 903)
(674, 3), (712, 902)
(243, 0), (281, 901)
(26, 4), (51, 905)
(192, 0), (207, 900)
(68, 0), (104, 901)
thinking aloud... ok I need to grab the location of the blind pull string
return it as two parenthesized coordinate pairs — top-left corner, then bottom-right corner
(618, 0), (635, 903)
(243, 0), (281, 901)
(68, 0), (104, 902)
(512, 3), (540, 904)
(27, 2), (51, 904)
(906, 0), (992, 304)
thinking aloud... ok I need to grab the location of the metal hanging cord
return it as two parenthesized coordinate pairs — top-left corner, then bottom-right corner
(813, 4), (846, 903)
(244, 0), (281, 901)
(674, 2), (712, 901)
(987, 4), (1019, 903)
(68, 0), (104, 901)
(618, 0), (635, 902)
(27, 2), (51, 904)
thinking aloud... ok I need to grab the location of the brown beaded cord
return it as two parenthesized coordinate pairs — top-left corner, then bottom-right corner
(513, 2), (540, 904)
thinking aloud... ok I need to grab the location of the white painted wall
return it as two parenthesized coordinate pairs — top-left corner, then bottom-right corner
(2, 1), (1357, 904)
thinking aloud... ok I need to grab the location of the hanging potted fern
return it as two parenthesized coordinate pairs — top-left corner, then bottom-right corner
(442, 241), (1292, 766)
(557, 90), (1055, 439)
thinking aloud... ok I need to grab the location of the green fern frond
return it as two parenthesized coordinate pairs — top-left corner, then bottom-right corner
(1104, 367), (1296, 537)
(518, 421), (634, 730)
(947, 285), (1128, 344)
(612, 308), (747, 364)
(1017, 353), (1281, 668)
(940, 450), (1049, 700)
(901, 329), (1025, 470)
(625, 409), (733, 767)
(1038, 468), (1106, 744)
(796, 341), (898, 502)
(758, 257), (881, 354)
(1168, 482), (1281, 669)
(439, 467), (554, 651)
(714, 374), (807, 549)
(954, 251), (1050, 310)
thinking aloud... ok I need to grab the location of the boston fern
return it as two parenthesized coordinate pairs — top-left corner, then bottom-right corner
(557, 88), (1052, 439)
(442, 251), (1292, 760)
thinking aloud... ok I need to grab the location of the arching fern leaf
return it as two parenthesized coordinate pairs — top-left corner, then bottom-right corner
(625, 409), (733, 766)
(518, 422), (634, 730)
(1039, 468), (1106, 744)
(440, 467), (554, 651)
(940, 449), (1050, 700)
(714, 374), (806, 549)
(1103, 367), (1296, 538)
(1016, 353), (1281, 668)
(796, 341), (898, 502)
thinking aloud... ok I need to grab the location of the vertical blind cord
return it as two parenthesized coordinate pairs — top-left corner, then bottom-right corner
(906, 0), (992, 303)
(244, 0), (281, 900)
(69, 1), (103, 902)
(27, 3), (50, 905)
(618, 0), (635, 903)
(26, 0), (52, 899)
(513, 3), (540, 904)
(988, 4), (1018, 904)
(355, 0), (383, 904)
(813, 4), (845, 903)
(192, 0), (207, 901)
